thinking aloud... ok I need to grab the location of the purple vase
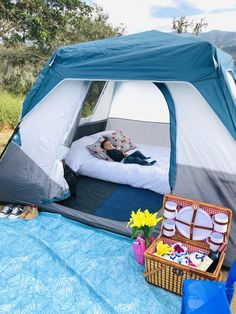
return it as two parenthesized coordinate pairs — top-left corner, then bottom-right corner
(132, 237), (147, 265)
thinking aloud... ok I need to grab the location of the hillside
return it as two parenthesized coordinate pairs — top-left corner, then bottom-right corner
(199, 30), (236, 60)
(199, 30), (236, 47)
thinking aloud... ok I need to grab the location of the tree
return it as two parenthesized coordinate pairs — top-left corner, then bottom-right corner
(0, 0), (124, 95)
(172, 16), (208, 35)
(172, 16), (192, 34)
(0, 0), (124, 53)
(0, 45), (47, 95)
(192, 18), (208, 35)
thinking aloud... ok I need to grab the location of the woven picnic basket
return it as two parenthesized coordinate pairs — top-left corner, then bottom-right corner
(144, 194), (232, 295)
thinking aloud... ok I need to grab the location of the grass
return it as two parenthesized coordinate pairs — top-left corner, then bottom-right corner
(0, 89), (23, 154)
(0, 89), (23, 129)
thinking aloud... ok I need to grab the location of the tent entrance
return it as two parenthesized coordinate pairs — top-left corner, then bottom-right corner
(72, 80), (175, 190)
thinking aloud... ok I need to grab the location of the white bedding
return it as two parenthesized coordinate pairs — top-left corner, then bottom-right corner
(65, 131), (171, 195)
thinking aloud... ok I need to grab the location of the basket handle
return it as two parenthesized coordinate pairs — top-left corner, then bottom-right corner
(144, 265), (166, 278)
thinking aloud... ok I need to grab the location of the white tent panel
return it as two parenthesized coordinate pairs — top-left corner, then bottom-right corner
(108, 81), (170, 123)
(20, 79), (90, 187)
(90, 81), (115, 122)
(167, 82), (236, 174)
(226, 71), (236, 100)
(106, 118), (170, 147)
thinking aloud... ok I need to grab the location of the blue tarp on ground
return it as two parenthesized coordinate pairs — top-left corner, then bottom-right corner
(0, 213), (181, 314)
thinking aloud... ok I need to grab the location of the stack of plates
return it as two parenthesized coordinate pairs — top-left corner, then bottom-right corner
(176, 206), (213, 241)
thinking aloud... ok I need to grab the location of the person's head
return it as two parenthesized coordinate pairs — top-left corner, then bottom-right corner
(101, 139), (113, 150)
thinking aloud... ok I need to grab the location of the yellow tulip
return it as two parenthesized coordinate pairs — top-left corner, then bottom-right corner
(128, 209), (146, 228)
(144, 209), (162, 227)
(156, 240), (174, 257)
(128, 209), (163, 246)
(128, 209), (162, 228)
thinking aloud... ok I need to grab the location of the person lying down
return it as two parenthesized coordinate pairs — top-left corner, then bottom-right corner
(101, 139), (157, 166)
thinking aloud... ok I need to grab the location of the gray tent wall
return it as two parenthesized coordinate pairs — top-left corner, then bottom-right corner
(0, 80), (91, 204)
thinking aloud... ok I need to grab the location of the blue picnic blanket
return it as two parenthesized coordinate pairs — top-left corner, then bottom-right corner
(0, 213), (181, 313)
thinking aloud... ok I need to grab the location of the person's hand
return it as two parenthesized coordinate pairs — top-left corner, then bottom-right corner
(123, 152), (128, 157)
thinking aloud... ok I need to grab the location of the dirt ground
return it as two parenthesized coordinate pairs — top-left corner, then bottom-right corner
(0, 128), (12, 154)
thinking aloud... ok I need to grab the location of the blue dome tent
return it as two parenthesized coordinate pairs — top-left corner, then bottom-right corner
(0, 30), (235, 266)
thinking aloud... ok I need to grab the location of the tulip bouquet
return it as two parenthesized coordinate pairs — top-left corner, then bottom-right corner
(128, 209), (162, 247)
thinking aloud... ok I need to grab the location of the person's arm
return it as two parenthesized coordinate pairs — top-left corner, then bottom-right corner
(107, 150), (115, 161)
(107, 149), (124, 162)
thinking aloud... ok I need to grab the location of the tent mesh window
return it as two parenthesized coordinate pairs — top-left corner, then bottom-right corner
(81, 81), (106, 118)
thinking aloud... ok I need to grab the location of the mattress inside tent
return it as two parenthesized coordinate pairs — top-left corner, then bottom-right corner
(65, 131), (171, 195)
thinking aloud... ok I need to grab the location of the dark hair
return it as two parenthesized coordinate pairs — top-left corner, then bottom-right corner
(101, 139), (109, 149)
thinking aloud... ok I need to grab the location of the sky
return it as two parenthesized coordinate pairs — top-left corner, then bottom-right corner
(91, 0), (236, 34)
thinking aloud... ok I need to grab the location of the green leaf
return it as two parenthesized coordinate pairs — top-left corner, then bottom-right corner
(131, 228), (143, 239)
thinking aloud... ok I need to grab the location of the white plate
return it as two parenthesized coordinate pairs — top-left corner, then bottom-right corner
(176, 206), (213, 240)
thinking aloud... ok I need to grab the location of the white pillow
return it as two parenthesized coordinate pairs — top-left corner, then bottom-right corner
(89, 130), (115, 140)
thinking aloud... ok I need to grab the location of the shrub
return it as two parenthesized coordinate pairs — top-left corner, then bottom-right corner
(0, 90), (23, 129)
(0, 46), (46, 96)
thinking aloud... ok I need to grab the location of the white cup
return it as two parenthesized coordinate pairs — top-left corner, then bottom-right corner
(164, 201), (177, 219)
(163, 219), (176, 237)
(212, 213), (228, 233)
(206, 232), (224, 252)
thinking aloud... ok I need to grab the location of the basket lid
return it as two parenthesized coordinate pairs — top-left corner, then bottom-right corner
(162, 194), (232, 245)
